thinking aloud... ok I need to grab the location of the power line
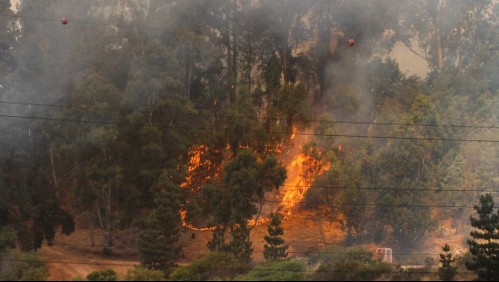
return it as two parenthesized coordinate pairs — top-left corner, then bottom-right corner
(283, 184), (499, 193)
(44, 243), (462, 258)
(261, 200), (497, 209)
(1, 100), (498, 130)
(1, 113), (498, 143)
(43, 173), (498, 194)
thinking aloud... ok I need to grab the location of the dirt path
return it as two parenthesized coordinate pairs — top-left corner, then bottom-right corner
(38, 245), (139, 281)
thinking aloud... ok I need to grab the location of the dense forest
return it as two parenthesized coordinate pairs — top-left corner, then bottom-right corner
(0, 0), (498, 280)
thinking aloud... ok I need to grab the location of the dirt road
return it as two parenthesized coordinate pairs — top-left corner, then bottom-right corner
(38, 244), (139, 281)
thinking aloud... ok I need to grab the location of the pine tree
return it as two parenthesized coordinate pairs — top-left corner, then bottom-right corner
(438, 244), (457, 281)
(139, 182), (182, 276)
(230, 224), (253, 263)
(465, 194), (499, 281)
(263, 212), (288, 261)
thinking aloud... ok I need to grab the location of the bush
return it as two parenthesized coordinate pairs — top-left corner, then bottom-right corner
(169, 252), (245, 281)
(314, 259), (391, 281)
(123, 266), (165, 281)
(235, 260), (307, 281)
(0, 250), (47, 281)
(87, 269), (117, 281)
(311, 246), (391, 281)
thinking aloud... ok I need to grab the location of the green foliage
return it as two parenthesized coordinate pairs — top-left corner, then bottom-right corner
(272, 84), (311, 133)
(234, 260), (307, 281)
(123, 266), (165, 281)
(86, 269), (117, 281)
(139, 182), (182, 276)
(311, 246), (391, 281)
(438, 244), (457, 281)
(0, 250), (47, 281)
(169, 252), (245, 281)
(466, 194), (499, 281)
(373, 94), (442, 246)
(264, 212), (288, 261)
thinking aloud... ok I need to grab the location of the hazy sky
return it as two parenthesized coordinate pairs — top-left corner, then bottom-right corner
(10, 0), (18, 12)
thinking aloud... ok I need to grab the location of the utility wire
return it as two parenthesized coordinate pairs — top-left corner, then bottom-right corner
(46, 243), (461, 257)
(1, 100), (498, 130)
(261, 200), (497, 209)
(283, 184), (499, 193)
(1, 113), (498, 143)
(47, 173), (499, 193)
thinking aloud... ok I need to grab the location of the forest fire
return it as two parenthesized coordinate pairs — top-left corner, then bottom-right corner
(180, 129), (332, 230)
(281, 148), (330, 214)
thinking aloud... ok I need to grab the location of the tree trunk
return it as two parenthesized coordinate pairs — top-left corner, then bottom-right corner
(48, 146), (58, 189)
(435, 13), (444, 70)
(89, 211), (95, 247)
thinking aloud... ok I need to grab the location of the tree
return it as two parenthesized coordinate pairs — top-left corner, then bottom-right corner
(207, 149), (286, 262)
(466, 193), (499, 281)
(263, 212), (288, 261)
(139, 180), (182, 276)
(372, 94), (444, 246)
(0, 0), (16, 90)
(398, 0), (495, 72)
(439, 244), (457, 281)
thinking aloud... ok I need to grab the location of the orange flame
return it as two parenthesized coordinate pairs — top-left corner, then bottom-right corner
(181, 145), (217, 191)
(280, 149), (330, 214)
(180, 210), (216, 231)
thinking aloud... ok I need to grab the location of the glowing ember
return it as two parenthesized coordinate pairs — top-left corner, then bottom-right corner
(290, 126), (298, 140)
(180, 210), (216, 231)
(181, 145), (215, 191)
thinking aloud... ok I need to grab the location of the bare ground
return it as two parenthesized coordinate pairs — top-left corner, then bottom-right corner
(38, 210), (468, 280)
(38, 209), (345, 280)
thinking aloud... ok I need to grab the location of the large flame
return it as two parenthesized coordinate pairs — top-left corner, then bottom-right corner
(280, 148), (330, 214)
